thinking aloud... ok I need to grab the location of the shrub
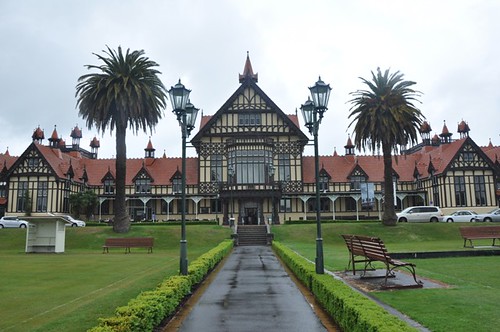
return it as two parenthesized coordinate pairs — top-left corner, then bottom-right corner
(88, 240), (233, 332)
(272, 241), (417, 332)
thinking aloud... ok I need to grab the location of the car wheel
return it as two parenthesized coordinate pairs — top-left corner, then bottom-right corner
(0, 224), (3, 228)
(484, 217), (492, 222)
(19, 224), (27, 228)
(470, 218), (475, 222)
(398, 217), (407, 223)
(71, 224), (77, 227)
(430, 217), (438, 222)
(446, 218), (453, 223)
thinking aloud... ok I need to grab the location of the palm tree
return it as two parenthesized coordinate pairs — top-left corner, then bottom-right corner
(76, 46), (167, 233)
(348, 68), (424, 226)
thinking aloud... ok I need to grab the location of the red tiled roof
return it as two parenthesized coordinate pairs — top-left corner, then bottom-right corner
(302, 138), (468, 184)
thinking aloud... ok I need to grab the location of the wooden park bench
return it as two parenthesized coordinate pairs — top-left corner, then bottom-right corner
(459, 226), (500, 248)
(341, 234), (423, 289)
(102, 237), (154, 253)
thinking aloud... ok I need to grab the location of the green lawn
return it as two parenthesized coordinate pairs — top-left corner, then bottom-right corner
(273, 222), (500, 332)
(0, 225), (231, 332)
(1, 222), (498, 332)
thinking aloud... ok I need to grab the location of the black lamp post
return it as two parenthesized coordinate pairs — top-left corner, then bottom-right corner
(228, 164), (235, 225)
(300, 77), (331, 274)
(268, 164), (275, 224)
(169, 79), (199, 276)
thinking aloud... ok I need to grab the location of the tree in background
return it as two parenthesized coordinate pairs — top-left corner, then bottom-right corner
(76, 46), (167, 233)
(348, 68), (424, 226)
(69, 190), (98, 220)
(23, 190), (32, 217)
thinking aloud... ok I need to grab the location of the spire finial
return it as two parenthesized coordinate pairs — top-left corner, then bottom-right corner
(239, 52), (258, 83)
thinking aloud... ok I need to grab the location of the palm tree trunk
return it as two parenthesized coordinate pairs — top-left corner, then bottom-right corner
(382, 143), (397, 226)
(113, 124), (130, 233)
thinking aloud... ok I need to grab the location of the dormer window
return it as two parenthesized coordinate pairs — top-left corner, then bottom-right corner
(350, 175), (365, 191)
(319, 174), (329, 192)
(104, 179), (115, 195)
(135, 178), (151, 194)
(172, 177), (182, 194)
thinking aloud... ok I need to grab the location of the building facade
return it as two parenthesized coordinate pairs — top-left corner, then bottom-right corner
(1, 56), (499, 223)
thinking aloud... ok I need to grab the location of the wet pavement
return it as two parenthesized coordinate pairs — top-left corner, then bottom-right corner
(164, 246), (331, 332)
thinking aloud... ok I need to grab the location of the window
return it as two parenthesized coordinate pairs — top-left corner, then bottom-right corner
(319, 174), (329, 192)
(104, 179), (115, 195)
(463, 152), (474, 162)
(135, 178), (151, 194)
(229, 149), (273, 184)
(172, 177), (182, 194)
(454, 176), (467, 206)
(308, 198), (330, 212)
(16, 181), (28, 212)
(62, 180), (70, 213)
(36, 182), (48, 212)
(210, 154), (223, 182)
(350, 176), (365, 190)
(277, 154), (291, 182)
(0, 181), (6, 198)
(279, 198), (292, 213)
(345, 197), (357, 212)
(27, 157), (40, 168)
(432, 175), (440, 206)
(101, 200), (110, 214)
(211, 198), (222, 214)
(238, 113), (261, 126)
(474, 175), (487, 206)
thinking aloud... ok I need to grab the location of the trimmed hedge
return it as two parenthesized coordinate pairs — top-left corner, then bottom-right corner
(272, 241), (417, 332)
(88, 240), (233, 332)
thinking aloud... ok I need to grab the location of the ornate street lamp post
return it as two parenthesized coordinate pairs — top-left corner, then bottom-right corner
(300, 77), (331, 274)
(228, 164), (235, 226)
(169, 79), (199, 276)
(268, 164), (275, 224)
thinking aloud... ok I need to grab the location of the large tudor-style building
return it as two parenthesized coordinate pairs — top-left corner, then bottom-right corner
(1, 55), (499, 223)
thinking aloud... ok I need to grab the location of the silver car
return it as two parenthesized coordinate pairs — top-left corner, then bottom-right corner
(474, 208), (500, 222)
(443, 210), (478, 223)
(397, 206), (443, 223)
(0, 216), (29, 228)
(62, 215), (86, 227)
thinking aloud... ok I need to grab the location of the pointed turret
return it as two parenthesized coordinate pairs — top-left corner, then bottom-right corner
(419, 121), (432, 145)
(32, 125), (45, 143)
(145, 137), (155, 159)
(457, 120), (470, 139)
(48, 125), (61, 148)
(345, 135), (355, 155)
(439, 120), (452, 144)
(90, 136), (100, 159)
(70, 124), (82, 148)
(239, 51), (258, 83)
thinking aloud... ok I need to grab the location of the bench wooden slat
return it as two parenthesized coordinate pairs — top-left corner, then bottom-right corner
(341, 234), (422, 289)
(459, 226), (500, 248)
(102, 237), (154, 253)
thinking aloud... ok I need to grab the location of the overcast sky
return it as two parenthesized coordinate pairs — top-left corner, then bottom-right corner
(1, 0), (499, 159)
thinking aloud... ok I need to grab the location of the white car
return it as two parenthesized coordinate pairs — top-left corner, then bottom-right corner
(474, 208), (500, 222)
(397, 206), (443, 222)
(0, 216), (29, 228)
(62, 215), (86, 227)
(443, 210), (478, 223)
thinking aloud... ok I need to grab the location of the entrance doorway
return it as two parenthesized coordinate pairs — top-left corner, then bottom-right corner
(244, 207), (258, 225)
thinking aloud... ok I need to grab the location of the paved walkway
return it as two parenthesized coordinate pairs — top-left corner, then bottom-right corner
(165, 246), (332, 332)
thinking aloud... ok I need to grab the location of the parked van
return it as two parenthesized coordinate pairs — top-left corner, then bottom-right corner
(397, 206), (443, 223)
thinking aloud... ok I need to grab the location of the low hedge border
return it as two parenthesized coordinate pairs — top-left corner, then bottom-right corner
(88, 239), (233, 332)
(272, 241), (418, 332)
